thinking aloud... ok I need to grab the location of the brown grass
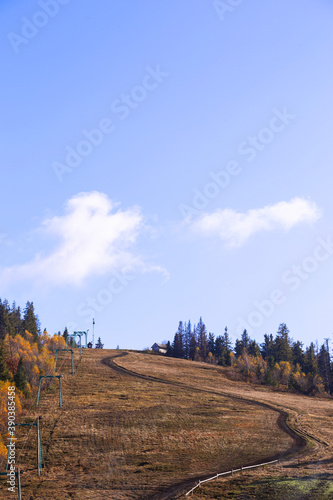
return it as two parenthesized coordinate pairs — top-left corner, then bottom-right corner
(0, 349), (331, 499)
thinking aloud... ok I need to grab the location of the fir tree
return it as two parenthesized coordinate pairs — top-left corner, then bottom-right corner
(260, 333), (275, 367)
(292, 340), (305, 368)
(184, 321), (192, 359)
(0, 341), (11, 381)
(23, 301), (40, 342)
(318, 340), (331, 395)
(63, 327), (69, 344)
(0, 299), (14, 340)
(208, 332), (215, 356)
(304, 342), (318, 375)
(274, 323), (292, 362)
(95, 337), (104, 349)
(196, 317), (208, 360)
(172, 322), (185, 358)
(189, 332), (197, 360)
(223, 327), (232, 365)
(14, 357), (27, 393)
(166, 340), (173, 356)
(248, 339), (260, 357)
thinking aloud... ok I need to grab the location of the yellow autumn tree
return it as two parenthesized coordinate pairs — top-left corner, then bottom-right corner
(0, 380), (23, 462)
(3, 330), (64, 390)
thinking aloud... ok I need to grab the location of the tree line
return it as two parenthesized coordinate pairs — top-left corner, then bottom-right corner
(165, 318), (332, 396)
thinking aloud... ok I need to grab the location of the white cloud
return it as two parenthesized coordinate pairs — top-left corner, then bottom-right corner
(0, 191), (167, 287)
(191, 198), (322, 247)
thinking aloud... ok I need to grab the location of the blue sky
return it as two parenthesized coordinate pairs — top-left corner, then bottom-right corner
(1, 0), (333, 350)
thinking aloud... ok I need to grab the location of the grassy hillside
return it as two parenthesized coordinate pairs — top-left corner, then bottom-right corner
(1, 349), (332, 499)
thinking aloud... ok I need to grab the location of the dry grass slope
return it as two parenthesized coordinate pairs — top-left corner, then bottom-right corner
(0, 349), (332, 499)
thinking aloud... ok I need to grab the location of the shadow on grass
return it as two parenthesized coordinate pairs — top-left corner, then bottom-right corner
(235, 473), (333, 500)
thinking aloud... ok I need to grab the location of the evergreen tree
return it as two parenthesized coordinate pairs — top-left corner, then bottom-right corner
(292, 340), (305, 368)
(166, 340), (173, 357)
(241, 329), (250, 351)
(184, 321), (192, 359)
(95, 337), (104, 348)
(304, 342), (318, 375)
(318, 340), (331, 395)
(234, 338), (243, 358)
(9, 302), (24, 336)
(0, 299), (14, 340)
(215, 335), (224, 364)
(248, 339), (260, 357)
(261, 333), (275, 367)
(14, 357), (27, 393)
(235, 330), (250, 358)
(274, 324), (292, 363)
(208, 332), (215, 356)
(196, 317), (208, 360)
(172, 322), (185, 358)
(0, 341), (11, 381)
(23, 301), (40, 342)
(189, 331), (197, 360)
(223, 327), (233, 365)
(63, 327), (69, 344)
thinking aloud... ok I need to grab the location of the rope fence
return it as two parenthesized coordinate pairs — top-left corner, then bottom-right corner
(185, 459), (280, 496)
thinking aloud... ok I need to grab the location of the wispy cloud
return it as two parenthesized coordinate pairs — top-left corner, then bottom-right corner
(191, 198), (322, 247)
(0, 191), (168, 288)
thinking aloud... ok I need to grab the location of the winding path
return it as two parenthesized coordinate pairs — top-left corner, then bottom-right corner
(103, 352), (311, 499)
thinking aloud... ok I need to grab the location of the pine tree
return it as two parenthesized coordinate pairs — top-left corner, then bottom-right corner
(10, 302), (24, 336)
(63, 327), (69, 344)
(318, 340), (331, 394)
(196, 317), (208, 360)
(184, 321), (192, 359)
(166, 340), (173, 356)
(23, 301), (40, 342)
(172, 322), (185, 358)
(304, 342), (318, 375)
(0, 341), (11, 381)
(261, 334), (275, 367)
(274, 324), (292, 363)
(189, 332), (197, 360)
(248, 339), (260, 357)
(235, 330), (250, 358)
(14, 357), (27, 393)
(241, 329), (250, 351)
(0, 299), (14, 340)
(95, 337), (104, 348)
(208, 332), (215, 356)
(223, 327), (232, 365)
(215, 335), (225, 365)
